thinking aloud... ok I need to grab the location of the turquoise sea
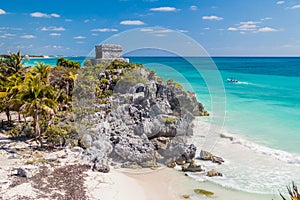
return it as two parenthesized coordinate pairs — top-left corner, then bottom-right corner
(25, 56), (300, 195)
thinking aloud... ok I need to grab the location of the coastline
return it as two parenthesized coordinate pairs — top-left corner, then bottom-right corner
(0, 129), (279, 200)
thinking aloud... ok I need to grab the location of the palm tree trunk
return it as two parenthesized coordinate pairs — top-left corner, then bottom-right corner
(5, 109), (11, 124)
(33, 110), (42, 146)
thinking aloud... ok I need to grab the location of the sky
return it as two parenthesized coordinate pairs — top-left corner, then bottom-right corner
(1, 0), (300, 56)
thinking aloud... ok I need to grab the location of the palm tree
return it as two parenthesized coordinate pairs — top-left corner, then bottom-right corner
(4, 50), (23, 75)
(280, 182), (300, 200)
(18, 63), (58, 145)
(32, 62), (50, 83)
(0, 50), (27, 123)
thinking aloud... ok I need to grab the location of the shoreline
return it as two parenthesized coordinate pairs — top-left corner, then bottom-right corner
(0, 129), (280, 200)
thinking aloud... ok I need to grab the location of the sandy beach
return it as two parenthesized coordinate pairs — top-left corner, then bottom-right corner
(1, 128), (280, 200)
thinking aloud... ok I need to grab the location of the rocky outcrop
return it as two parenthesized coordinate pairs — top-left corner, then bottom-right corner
(76, 61), (207, 169)
(182, 161), (203, 172)
(200, 150), (224, 164)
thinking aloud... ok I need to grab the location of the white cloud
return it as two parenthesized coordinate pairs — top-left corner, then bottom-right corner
(227, 21), (279, 33)
(177, 29), (188, 33)
(257, 27), (278, 32)
(91, 28), (118, 32)
(21, 35), (36, 39)
(50, 13), (60, 18)
(150, 7), (178, 12)
(139, 28), (180, 34)
(190, 6), (198, 11)
(73, 36), (86, 39)
(0, 27), (22, 31)
(41, 26), (66, 31)
(239, 24), (257, 31)
(30, 12), (60, 18)
(0, 33), (16, 38)
(238, 21), (260, 31)
(276, 1), (285, 5)
(228, 27), (238, 31)
(202, 15), (224, 21)
(120, 20), (145, 25)
(53, 45), (63, 49)
(0, 9), (6, 15)
(240, 21), (260, 25)
(290, 4), (300, 9)
(5, 33), (15, 37)
(204, 27), (210, 30)
(261, 17), (272, 21)
(49, 33), (61, 36)
(140, 28), (154, 32)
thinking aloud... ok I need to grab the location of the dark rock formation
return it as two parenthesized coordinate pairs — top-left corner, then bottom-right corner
(207, 169), (223, 177)
(17, 167), (32, 178)
(200, 150), (224, 164)
(182, 161), (203, 172)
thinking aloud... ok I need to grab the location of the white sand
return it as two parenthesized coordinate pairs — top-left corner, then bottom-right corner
(0, 123), (284, 200)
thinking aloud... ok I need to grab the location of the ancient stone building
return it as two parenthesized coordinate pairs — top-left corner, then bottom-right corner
(92, 44), (129, 64)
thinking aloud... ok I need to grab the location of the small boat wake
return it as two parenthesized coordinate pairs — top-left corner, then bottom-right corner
(227, 77), (238, 83)
(227, 78), (249, 85)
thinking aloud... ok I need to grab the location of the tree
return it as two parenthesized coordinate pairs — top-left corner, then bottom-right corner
(56, 57), (80, 69)
(280, 182), (300, 200)
(18, 63), (58, 145)
(0, 50), (26, 123)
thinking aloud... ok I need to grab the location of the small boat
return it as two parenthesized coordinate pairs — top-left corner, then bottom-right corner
(227, 78), (238, 83)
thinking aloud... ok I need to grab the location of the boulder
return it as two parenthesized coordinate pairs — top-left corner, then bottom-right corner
(182, 161), (203, 172)
(200, 150), (224, 164)
(166, 162), (176, 168)
(159, 142), (197, 164)
(17, 167), (32, 178)
(92, 162), (110, 173)
(206, 169), (223, 177)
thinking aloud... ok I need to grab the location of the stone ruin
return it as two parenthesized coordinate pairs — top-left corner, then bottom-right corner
(92, 44), (129, 64)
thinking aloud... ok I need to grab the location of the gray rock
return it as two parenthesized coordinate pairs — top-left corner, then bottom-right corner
(182, 161), (203, 172)
(80, 134), (93, 149)
(200, 150), (224, 164)
(93, 162), (110, 173)
(17, 167), (32, 178)
(158, 141), (197, 164)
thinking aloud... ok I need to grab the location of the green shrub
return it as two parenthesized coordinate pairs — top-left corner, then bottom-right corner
(44, 124), (72, 146)
(162, 117), (176, 124)
(100, 78), (109, 84)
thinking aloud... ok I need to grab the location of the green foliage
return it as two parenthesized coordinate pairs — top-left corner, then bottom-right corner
(44, 124), (72, 146)
(162, 117), (176, 124)
(57, 57), (81, 69)
(100, 78), (109, 84)
(120, 68), (148, 85)
(9, 123), (34, 138)
(108, 60), (136, 70)
(83, 59), (92, 67)
(280, 182), (300, 200)
(167, 78), (183, 90)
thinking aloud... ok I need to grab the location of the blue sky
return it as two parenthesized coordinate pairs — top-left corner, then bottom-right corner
(1, 0), (300, 56)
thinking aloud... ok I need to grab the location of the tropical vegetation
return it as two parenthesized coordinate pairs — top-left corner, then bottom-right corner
(280, 182), (300, 200)
(0, 51), (145, 148)
(0, 51), (78, 147)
